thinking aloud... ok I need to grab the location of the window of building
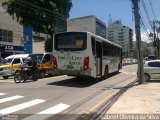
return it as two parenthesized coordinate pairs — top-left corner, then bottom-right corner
(0, 29), (13, 42)
(3, 30), (7, 37)
(0, 29), (2, 36)
(8, 31), (13, 42)
(0, 29), (2, 42)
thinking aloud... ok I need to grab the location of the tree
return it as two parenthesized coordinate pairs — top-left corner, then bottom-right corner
(143, 47), (151, 57)
(7, 0), (72, 52)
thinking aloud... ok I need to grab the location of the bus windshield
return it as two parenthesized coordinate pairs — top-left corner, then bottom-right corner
(55, 32), (87, 51)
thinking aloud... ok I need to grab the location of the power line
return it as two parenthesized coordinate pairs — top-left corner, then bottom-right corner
(129, 0), (150, 35)
(148, 0), (156, 20)
(139, 10), (150, 35)
(140, 0), (153, 30)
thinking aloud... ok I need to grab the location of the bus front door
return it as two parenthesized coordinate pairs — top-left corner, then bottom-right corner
(96, 41), (102, 77)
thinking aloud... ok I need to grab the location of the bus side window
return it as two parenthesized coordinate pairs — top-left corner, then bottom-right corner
(91, 37), (95, 56)
(117, 48), (120, 57)
(103, 42), (108, 56)
(115, 47), (118, 57)
(108, 44), (111, 56)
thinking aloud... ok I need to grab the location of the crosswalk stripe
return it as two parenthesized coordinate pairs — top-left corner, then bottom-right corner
(0, 80), (14, 83)
(0, 93), (6, 96)
(23, 103), (70, 120)
(0, 99), (45, 115)
(0, 95), (24, 103)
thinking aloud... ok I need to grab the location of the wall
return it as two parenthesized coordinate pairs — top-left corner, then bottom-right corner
(67, 16), (96, 34)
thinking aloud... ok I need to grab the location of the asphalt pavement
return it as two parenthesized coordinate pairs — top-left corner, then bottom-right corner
(0, 64), (139, 120)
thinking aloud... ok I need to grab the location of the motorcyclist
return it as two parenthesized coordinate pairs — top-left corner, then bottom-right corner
(26, 57), (37, 79)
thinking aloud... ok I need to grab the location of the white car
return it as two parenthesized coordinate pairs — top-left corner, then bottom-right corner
(132, 59), (137, 64)
(144, 60), (160, 81)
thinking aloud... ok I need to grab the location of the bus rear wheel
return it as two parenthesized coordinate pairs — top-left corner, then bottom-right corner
(103, 66), (108, 79)
(117, 64), (120, 73)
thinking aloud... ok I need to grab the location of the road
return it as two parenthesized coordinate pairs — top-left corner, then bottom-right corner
(0, 64), (137, 120)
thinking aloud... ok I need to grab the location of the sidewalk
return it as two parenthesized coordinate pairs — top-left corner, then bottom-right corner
(106, 81), (160, 114)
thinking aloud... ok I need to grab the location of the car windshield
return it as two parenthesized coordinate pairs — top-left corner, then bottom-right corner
(148, 56), (155, 60)
(4, 58), (13, 64)
(28, 54), (43, 63)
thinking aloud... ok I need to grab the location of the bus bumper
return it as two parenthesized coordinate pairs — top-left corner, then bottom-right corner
(54, 68), (91, 76)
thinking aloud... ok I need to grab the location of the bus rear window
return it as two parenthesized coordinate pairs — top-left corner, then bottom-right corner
(55, 32), (87, 51)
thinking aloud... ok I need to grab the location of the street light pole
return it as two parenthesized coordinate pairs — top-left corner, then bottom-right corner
(131, 0), (145, 84)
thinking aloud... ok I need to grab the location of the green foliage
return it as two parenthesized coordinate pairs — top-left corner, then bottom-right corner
(45, 38), (53, 52)
(143, 47), (151, 57)
(7, 0), (72, 52)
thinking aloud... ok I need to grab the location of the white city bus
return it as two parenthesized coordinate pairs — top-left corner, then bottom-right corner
(53, 32), (122, 79)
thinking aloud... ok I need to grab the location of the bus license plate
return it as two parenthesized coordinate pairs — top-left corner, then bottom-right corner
(67, 65), (74, 70)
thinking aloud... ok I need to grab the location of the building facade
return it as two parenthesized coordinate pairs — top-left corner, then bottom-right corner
(106, 21), (133, 57)
(0, 0), (46, 57)
(67, 15), (106, 39)
(0, 0), (24, 58)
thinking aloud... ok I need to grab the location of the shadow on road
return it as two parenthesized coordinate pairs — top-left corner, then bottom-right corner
(48, 77), (100, 88)
(47, 72), (121, 88)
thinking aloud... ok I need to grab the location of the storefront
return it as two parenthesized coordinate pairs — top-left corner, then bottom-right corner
(0, 44), (24, 58)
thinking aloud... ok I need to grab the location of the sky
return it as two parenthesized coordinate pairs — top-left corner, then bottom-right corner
(69, 0), (160, 43)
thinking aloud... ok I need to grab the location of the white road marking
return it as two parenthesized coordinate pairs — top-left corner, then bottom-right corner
(0, 95), (24, 103)
(23, 103), (70, 120)
(39, 75), (68, 81)
(0, 99), (45, 115)
(121, 70), (136, 75)
(0, 93), (6, 96)
(0, 80), (14, 83)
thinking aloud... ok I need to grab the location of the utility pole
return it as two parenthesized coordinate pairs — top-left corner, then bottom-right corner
(131, 0), (145, 84)
(153, 21), (157, 57)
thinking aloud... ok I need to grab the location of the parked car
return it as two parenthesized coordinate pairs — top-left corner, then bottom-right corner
(123, 58), (132, 66)
(132, 59), (137, 64)
(143, 60), (160, 81)
(148, 55), (156, 61)
(0, 54), (29, 79)
(27, 52), (54, 78)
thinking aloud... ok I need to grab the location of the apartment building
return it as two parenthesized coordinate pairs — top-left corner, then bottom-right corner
(106, 20), (133, 56)
(67, 15), (106, 39)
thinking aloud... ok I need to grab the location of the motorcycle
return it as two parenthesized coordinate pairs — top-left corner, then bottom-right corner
(14, 63), (39, 83)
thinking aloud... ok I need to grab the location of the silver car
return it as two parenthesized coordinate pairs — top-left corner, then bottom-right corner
(144, 60), (160, 81)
